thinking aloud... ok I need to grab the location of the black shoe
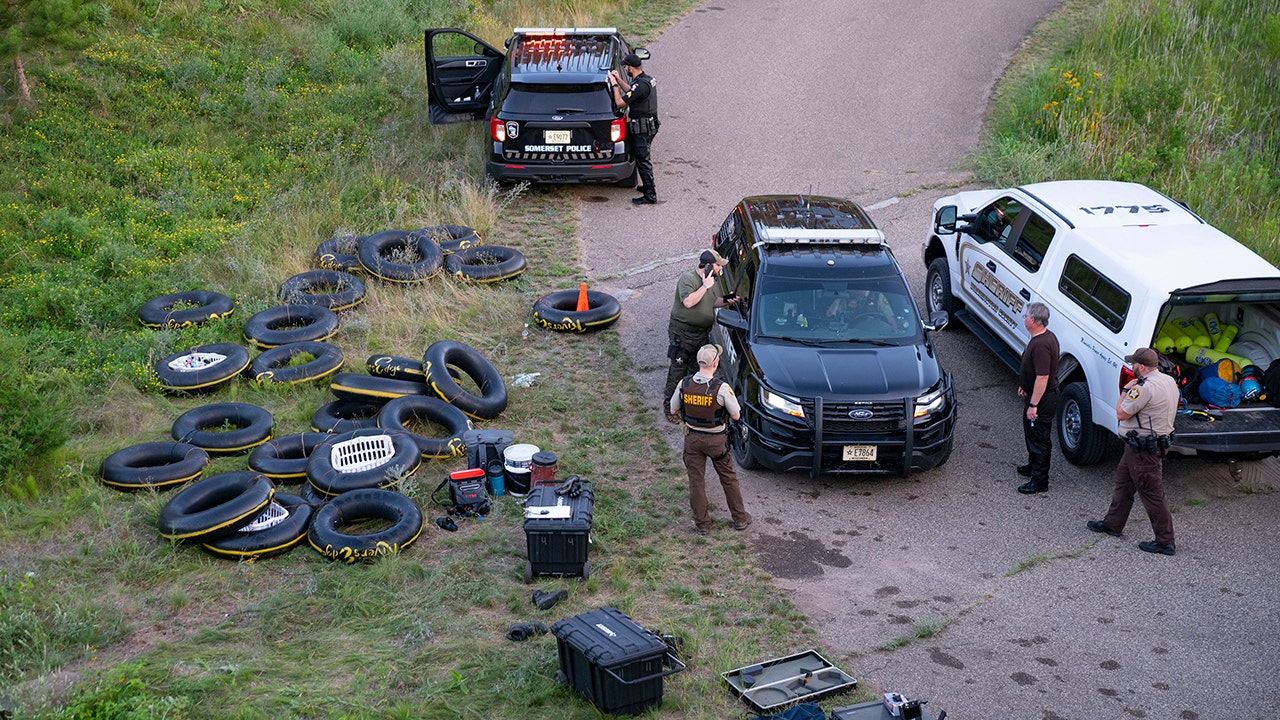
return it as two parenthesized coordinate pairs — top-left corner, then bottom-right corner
(632, 195), (656, 205)
(1017, 464), (1032, 477)
(1087, 520), (1121, 537)
(532, 589), (568, 611)
(1138, 540), (1176, 556)
(506, 621), (549, 641)
(1017, 481), (1048, 494)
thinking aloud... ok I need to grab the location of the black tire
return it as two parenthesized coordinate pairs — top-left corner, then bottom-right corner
(248, 432), (332, 483)
(316, 235), (365, 273)
(138, 290), (235, 329)
(410, 225), (483, 255)
(330, 372), (428, 403)
(201, 492), (314, 561)
(366, 354), (426, 382)
(311, 399), (383, 433)
(1058, 382), (1109, 466)
(242, 304), (339, 349)
(308, 487), (424, 563)
(249, 341), (345, 386)
(278, 270), (366, 312)
(443, 246), (527, 283)
(377, 395), (473, 459)
(171, 402), (275, 457)
(423, 340), (508, 420)
(731, 417), (762, 471)
(305, 428), (421, 497)
(532, 289), (622, 333)
(358, 229), (443, 283)
(157, 470), (275, 543)
(99, 441), (210, 492)
(925, 257), (957, 319)
(155, 343), (251, 394)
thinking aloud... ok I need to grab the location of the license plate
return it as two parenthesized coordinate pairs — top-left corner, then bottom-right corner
(843, 445), (877, 461)
(544, 130), (571, 144)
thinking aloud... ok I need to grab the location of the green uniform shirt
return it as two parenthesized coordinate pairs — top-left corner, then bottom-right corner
(669, 268), (716, 329)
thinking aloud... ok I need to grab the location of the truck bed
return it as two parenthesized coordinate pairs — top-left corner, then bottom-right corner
(1173, 404), (1280, 457)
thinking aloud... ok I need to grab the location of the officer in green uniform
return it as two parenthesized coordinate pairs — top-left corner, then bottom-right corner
(662, 249), (735, 422)
(1087, 347), (1181, 555)
(669, 344), (751, 535)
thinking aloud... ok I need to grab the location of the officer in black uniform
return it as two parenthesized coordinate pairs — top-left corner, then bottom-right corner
(608, 53), (659, 205)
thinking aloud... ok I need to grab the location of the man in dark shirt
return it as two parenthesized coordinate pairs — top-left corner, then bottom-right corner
(1017, 302), (1060, 494)
(608, 53), (659, 204)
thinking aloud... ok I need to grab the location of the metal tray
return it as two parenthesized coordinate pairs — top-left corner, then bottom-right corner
(721, 649), (857, 712)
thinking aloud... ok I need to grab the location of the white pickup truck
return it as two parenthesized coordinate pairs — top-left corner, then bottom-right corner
(922, 180), (1280, 464)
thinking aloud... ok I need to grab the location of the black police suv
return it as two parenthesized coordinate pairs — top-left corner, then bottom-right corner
(709, 196), (956, 477)
(424, 27), (649, 186)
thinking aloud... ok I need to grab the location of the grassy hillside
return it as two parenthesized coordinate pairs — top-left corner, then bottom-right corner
(976, 0), (1280, 263)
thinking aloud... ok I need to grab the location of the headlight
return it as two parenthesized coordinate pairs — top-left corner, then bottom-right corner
(761, 388), (804, 418)
(913, 383), (948, 421)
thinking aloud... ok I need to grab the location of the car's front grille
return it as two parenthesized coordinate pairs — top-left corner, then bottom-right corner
(809, 399), (907, 435)
(504, 148), (614, 161)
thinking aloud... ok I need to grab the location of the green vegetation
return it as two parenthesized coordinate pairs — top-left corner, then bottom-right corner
(2, 0), (1278, 715)
(876, 617), (950, 652)
(976, 0), (1280, 264)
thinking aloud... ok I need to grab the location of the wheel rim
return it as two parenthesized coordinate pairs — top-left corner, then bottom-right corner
(1062, 398), (1082, 450)
(927, 272), (944, 314)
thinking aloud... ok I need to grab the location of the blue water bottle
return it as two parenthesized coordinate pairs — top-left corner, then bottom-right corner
(486, 459), (505, 497)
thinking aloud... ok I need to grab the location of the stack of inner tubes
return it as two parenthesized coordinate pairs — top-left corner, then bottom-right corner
(157, 471), (275, 543)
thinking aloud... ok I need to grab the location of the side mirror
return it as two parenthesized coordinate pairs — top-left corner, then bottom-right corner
(924, 310), (949, 332)
(634, 47), (651, 61)
(717, 307), (748, 331)
(934, 205), (957, 235)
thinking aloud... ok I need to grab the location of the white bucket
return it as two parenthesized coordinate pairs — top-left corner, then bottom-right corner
(503, 443), (539, 471)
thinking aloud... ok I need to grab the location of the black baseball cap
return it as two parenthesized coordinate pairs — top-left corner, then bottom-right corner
(622, 53), (642, 67)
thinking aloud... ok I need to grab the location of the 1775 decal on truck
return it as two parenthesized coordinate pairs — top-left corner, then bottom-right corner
(922, 180), (1280, 464)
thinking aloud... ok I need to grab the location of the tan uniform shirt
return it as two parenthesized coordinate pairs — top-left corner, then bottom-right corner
(669, 371), (740, 432)
(1118, 370), (1179, 436)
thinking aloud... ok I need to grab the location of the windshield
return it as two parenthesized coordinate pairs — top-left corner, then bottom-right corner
(754, 274), (923, 344)
(505, 83), (615, 115)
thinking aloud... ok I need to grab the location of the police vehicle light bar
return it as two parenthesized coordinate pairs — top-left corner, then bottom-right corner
(756, 229), (886, 245)
(514, 27), (618, 36)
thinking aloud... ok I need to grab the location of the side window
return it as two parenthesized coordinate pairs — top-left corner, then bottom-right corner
(973, 197), (1024, 246)
(1059, 254), (1130, 333)
(1008, 213), (1056, 273)
(716, 210), (741, 259)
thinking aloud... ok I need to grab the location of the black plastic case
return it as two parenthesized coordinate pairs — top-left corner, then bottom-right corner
(721, 649), (858, 712)
(522, 482), (593, 582)
(550, 607), (685, 716)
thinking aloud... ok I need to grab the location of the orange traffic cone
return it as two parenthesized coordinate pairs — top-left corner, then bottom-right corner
(575, 283), (590, 312)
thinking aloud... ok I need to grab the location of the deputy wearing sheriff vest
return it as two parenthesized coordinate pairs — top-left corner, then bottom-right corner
(1088, 347), (1181, 555)
(669, 344), (752, 535)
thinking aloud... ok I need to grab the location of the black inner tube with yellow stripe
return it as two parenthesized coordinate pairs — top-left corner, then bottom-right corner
(171, 402), (275, 456)
(532, 289), (622, 333)
(307, 487), (424, 563)
(201, 492), (314, 560)
(157, 471), (275, 543)
(99, 441), (210, 492)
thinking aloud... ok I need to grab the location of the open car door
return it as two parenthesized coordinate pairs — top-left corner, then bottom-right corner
(424, 29), (504, 125)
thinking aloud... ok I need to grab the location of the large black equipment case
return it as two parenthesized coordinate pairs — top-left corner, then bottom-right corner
(550, 607), (685, 716)
(522, 482), (593, 582)
(462, 429), (513, 470)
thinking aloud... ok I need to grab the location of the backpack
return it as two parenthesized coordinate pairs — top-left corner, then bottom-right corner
(1196, 358), (1240, 385)
(1264, 358), (1280, 407)
(1197, 376), (1241, 409)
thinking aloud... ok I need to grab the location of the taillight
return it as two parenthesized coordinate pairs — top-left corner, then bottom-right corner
(611, 117), (626, 143)
(491, 118), (506, 142)
(1119, 364), (1137, 391)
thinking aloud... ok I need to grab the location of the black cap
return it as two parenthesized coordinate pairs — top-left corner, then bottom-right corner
(622, 53), (642, 68)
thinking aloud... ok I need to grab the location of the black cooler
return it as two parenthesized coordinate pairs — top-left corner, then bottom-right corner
(522, 482), (593, 582)
(550, 607), (685, 716)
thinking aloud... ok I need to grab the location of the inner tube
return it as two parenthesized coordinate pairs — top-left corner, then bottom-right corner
(305, 428), (421, 497)
(443, 246), (527, 283)
(250, 341), (345, 385)
(330, 372), (428, 403)
(242, 304), (339, 349)
(278, 270), (366, 312)
(311, 399), (383, 433)
(316, 235), (365, 273)
(171, 402), (275, 456)
(99, 441), (210, 492)
(248, 432), (332, 483)
(138, 291), (235, 329)
(377, 395), (473, 459)
(155, 343), (251, 394)
(532, 289), (622, 333)
(157, 471), (275, 543)
(357, 229), (443, 283)
(410, 225), (482, 255)
(423, 340), (507, 420)
(201, 493), (315, 561)
(308, 488), (424, 563)
(366, 354), (426, 382)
